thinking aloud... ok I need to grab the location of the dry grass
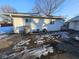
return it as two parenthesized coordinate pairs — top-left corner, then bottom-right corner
(0, 34), (21, 50)
(0, 39), (13, 49)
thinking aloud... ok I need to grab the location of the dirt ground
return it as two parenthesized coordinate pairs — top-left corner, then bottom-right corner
(0, 34), (21, 53)
(0, 39), (13, 49)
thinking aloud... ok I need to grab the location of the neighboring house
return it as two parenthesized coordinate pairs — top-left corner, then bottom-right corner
(68, 16), (79, 31)
(0, 13), (65, 33)
(0, 17), (13, 33)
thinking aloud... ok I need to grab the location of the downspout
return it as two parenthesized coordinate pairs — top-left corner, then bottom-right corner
(9, 14), (14, 33)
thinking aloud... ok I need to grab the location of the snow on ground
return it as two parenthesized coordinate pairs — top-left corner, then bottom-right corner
(0, 34), (8, 40)
(28, 46), (54, 58)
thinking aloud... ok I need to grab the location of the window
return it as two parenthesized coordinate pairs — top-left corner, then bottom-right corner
(50, 21), (54, 24)
(50, 21), (53, 24)
(26, 19), (29, 22)
(25, 18), (31, 22)
(49, 19), (56, 24)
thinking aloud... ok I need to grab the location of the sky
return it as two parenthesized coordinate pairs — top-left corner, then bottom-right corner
(0, 0), (79, 20)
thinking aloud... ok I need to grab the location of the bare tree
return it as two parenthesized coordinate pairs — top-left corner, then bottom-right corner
(33, 0), (64, 16)
(0, 5), (16, 23)
(0, 5), (17, 13)
(0, 5), (17, 23)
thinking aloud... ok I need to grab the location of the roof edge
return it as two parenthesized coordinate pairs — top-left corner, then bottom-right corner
(0, 13), (64, 19)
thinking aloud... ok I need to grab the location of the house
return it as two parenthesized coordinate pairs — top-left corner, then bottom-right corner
(0, 13), (65, 33)
(68, 16), (79, 31)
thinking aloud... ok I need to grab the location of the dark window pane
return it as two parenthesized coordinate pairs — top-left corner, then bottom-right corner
(26, 18), (31, 22)
(50, 21), (54, 24)
(26, 19), (29, 22)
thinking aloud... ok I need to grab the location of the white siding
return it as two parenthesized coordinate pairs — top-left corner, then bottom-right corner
(31, 18), (64, 32)
(69, 22), (79, 31)
(75, 22), (79, 30)
(13, 17), (64, 33)
(13, 17), (25, 33)
(69, 22), (75, 30)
